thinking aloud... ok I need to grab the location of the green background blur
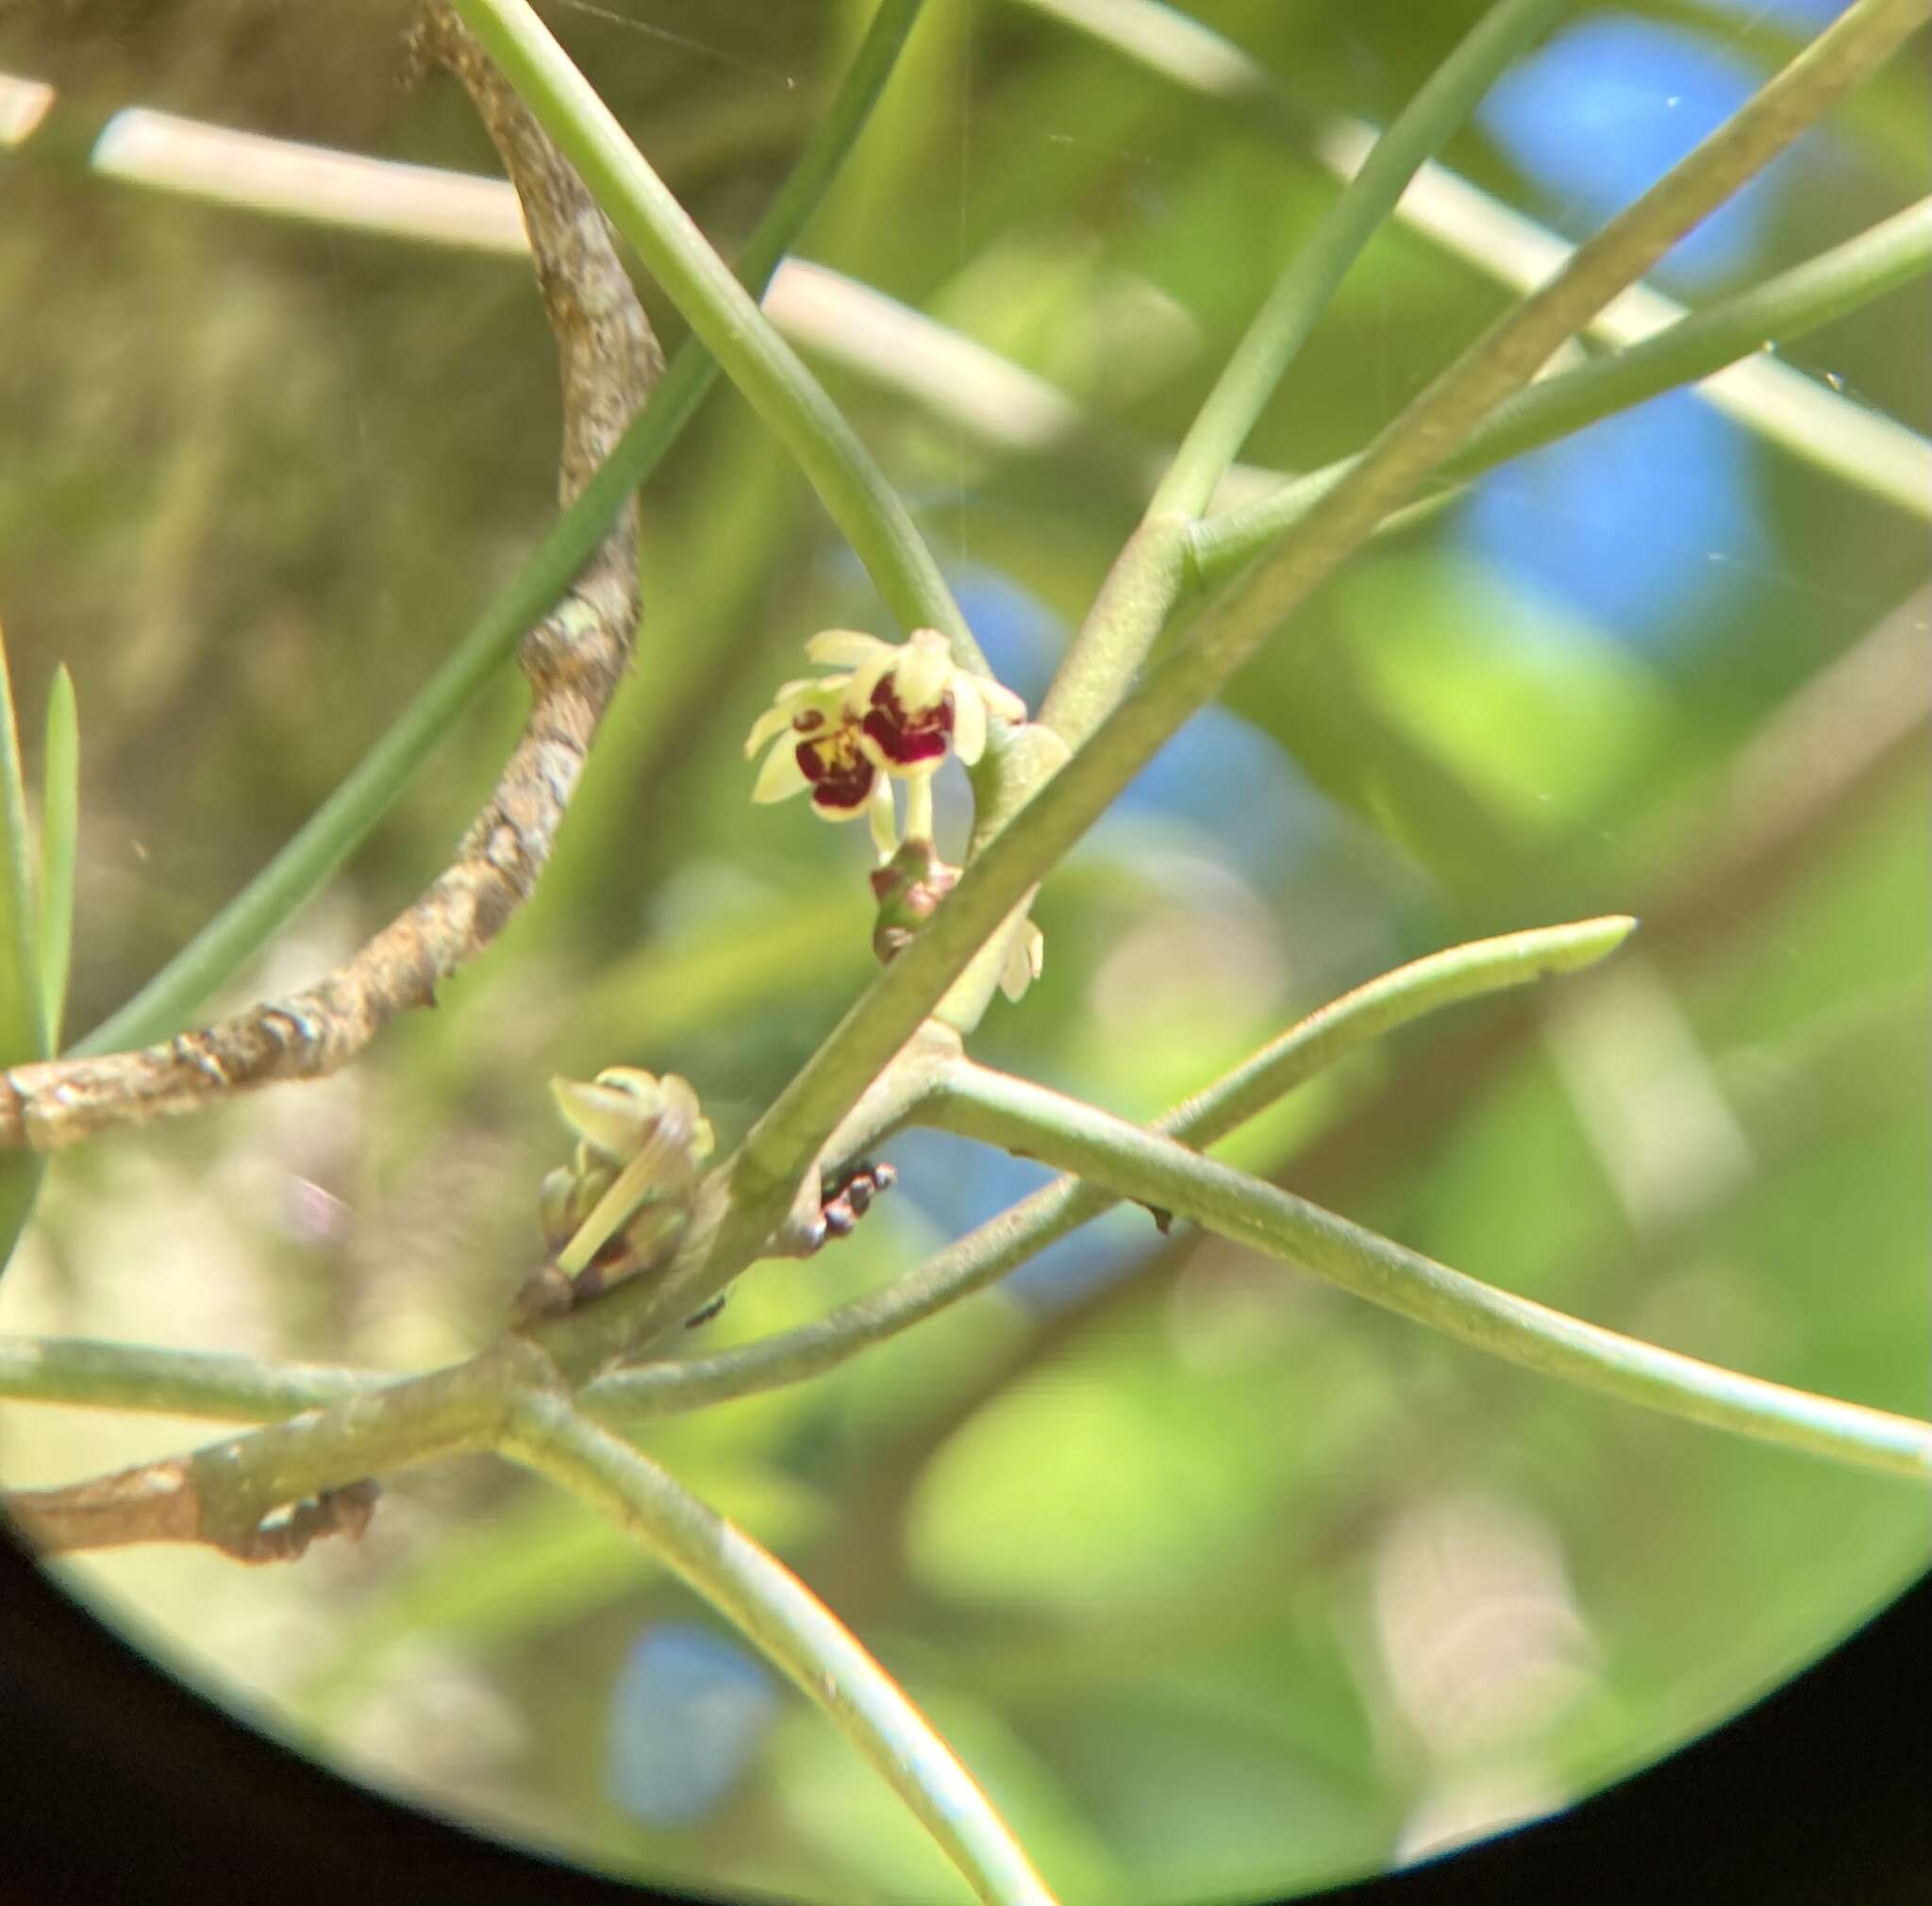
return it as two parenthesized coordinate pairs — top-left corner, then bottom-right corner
(0, 2), (1925, 1900)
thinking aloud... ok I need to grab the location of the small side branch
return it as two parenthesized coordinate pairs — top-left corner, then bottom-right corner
(927, 1061), (1932, 1482)
(0, 4), (658, 1152)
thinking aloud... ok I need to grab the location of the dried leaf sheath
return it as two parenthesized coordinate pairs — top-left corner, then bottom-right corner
(0, 2), (660, 1152)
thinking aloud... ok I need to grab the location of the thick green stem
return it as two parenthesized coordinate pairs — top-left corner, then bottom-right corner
(6, 1342), (542, 1557)
(587, 915), (1636, 1417)
(1191, 194), (1932, 586)
(182, 1344), (547, 1552)
(927, 1062), (1932, 1481)
(500, 1392), (1059, 1906)
(1164, 0), (1931, 687)
(76, 0), (930, 1056)
(446, 0), (978, 667)
(1034, 515), (1191, 755)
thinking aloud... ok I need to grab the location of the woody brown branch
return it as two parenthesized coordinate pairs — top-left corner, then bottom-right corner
(5, 1460), (379, 1563)
(0, 2), (660, 1153)
(2, 1330), (553, 1563)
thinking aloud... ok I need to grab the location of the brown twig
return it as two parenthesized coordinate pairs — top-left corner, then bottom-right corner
(6, 1461), (381, 1563)
(0, 3), (660, 1153)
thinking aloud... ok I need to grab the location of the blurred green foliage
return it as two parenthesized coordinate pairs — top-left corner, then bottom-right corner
(0, 2), (1925, 1901)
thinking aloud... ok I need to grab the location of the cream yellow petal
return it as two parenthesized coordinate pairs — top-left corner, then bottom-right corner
(807, 628), (892, 668)
(552, 1075), (662, 1162)
(844, 649), (898, 716)
(999, 936), (1029, 1001)
(999, 921), (1044, 1001)
(950, 679), (988, 764)
(659, 1073), (706, 1149)
(752, 740), (811, 803)
(744, 702), (800, 758)
(978, 677), (1026, 724)
(891, 629), (954, 711)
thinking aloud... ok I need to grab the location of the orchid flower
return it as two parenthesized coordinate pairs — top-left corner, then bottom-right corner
(745, 628), (1025, 854)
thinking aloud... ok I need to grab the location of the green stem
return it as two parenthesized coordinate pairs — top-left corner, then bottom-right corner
(38, 667), (77, 1051)
(499, 1391), (1059, 1906)
(0, 628), (46, 1269)
(928, 1062), (1932, 1481)
(0, 1336), (386, 1421)
(587, 915), (1635, 1417)
(1150, 0), (1569, 522)
(1169, 0), (1932, 687)
(723, 0), (1925, 1206)
(0, 625), (45, 1064)
(1017, 0), (1932, 520)
(446, 0), (978, 667)
(75, 0), (928, 1057)
(1191, 194), (1932, 586)
(1044, 0), (1572, 749)
(1031, 515), (1191, 759)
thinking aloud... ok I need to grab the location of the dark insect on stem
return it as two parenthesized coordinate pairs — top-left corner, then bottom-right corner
(687, 1160), (899, 1329)
(683, 1292), (729, 1330)
(818, 1158), (896, 1241)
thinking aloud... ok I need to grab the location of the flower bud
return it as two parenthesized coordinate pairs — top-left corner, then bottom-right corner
(870, 837), (961, 965)
(551, 1069), (668, 1163)
(616, 1195), (691, 1269)
(537, 1166), (577, 1254)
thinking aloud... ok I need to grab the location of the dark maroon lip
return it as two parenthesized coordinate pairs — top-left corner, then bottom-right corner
(862, 681), (954, 766)
(862, 710), (949, 765)
(798, 738), (876, 814)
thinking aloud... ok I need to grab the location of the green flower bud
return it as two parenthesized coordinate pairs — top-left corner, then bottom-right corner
(616, 1195), (691, 1269)
(533, 1066), (717, 1308)
(552, 1071), (667, 1163)
(537, 1166), (577, 1253)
